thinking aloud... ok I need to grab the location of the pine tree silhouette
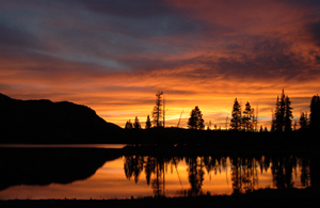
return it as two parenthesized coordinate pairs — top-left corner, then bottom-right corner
(133, 116), (141, 129)
(230, 98), (241, 130)
(299, 112), (308, 130)
(145, 115), (152, 129)
(310, 95), (320, 129)
(152, 91), (163, 127)
(188, 106), (205, 130)
(242, 101), (254, 131)
(272, 90), (293, 132)
(125, 120), (133, 129)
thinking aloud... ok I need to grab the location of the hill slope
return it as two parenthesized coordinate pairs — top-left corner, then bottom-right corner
(0, 93), (122, 144)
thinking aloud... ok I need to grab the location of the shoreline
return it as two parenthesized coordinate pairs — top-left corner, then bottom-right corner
(1, 187), (319, 208)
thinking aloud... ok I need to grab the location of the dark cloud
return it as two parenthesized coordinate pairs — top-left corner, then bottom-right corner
(215, 55), (302, 80)
(77, 0), (202, 38)
(282, 0), (320, 7)
(207, 36), (313, 80)
(0, 21), (39, 49)
(308, 21), (320, 47)
(118, 36), (308, 81)
(77, 0), (172, 18)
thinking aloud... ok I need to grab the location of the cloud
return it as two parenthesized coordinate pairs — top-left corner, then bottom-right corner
(308, 21), (320, 47)
(1, 0), (320, 128)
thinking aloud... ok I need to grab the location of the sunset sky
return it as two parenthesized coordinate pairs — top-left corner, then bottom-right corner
(1, 0), (320, 129)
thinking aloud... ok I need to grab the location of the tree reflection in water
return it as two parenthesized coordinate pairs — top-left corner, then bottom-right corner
(123, 154), (312, 197)
(231, 157), (258, 194)
(124, 155), (144, 183)
(300, 157), (311, 187)
(124, 155), (183, 197)
(271, 156), (295, 189)
(186, 156), (205, 196)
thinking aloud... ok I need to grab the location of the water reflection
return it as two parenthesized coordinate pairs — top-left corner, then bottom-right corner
(300, 157), (311, 187)
(124, 155), (176, 197)
(0, 148), (122, 191)
(123, 155), (313, 196)
(0, 148), (315, 199)
(231, 157), (259, 193)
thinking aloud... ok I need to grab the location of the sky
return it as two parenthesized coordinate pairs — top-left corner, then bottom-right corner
(1, 0), (320, 129)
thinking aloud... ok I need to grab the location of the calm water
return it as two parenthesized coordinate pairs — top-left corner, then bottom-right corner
(0, 147), (313, 200)
(0, 144), (125, 148)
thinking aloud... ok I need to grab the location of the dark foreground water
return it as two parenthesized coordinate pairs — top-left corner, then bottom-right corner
(0, 146), (315, 200)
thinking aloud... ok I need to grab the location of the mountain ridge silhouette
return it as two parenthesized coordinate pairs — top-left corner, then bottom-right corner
(0, 93), (122, 144)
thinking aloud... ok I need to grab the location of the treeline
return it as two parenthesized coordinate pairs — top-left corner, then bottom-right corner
(270, 90), (320, 132)
(125, 91), (165, 129)
(124, 90), (320, 132)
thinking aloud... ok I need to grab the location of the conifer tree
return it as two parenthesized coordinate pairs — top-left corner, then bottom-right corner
(271, 97), (279, 131)
(188, 106), (205, 130)
(152, 91), (163, 127)
(133, 116), (141, 129)
(207, 120), (211, 130)
(145, 115), (152, 129)
(276, 90), (286, 131)
(230, 98), (241, 130)
(310, 95), (320, 129)
(299, 112), (308, 129)
(293, 121), (297, 131)
(272, 90), (293, 132)
(242, 101), (254, 131)
(284, 96), (293, 132)
(125, 120), (133, 129)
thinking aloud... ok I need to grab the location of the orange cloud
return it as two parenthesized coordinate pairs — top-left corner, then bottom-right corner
(1, 0), (320, 129)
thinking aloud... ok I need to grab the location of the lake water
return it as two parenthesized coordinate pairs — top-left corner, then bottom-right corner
(0, 144), (125, 148)
(0, 146), (313, 200)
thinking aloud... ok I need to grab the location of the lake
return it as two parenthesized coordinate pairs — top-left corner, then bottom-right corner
(0, 146), (313, 200)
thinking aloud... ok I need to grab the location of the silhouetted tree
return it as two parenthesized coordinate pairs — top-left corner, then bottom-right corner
(284, 96), (293, 132)
(271, 118), (275, 132)
(272, 90), (293, 132)
(125, 120), (133, 129)
(152, 91), (163, 127)
(299, 112), (308, 129)
(188, 106), (205, 130)
(274, 91), (285, 131)
(309, 95), (320, 129)
(264, 127), (268, 132)
(230, 98), (241, 130)
(242, 102), (254, 131)
(133, 116), (141, 129)
(260, 125), (263, 132)
(145, 115), (152, 129)
(207, 120), (211, 130)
